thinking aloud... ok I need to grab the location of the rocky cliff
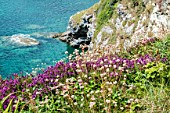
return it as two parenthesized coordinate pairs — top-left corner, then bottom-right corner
(53, 0), (170, 50)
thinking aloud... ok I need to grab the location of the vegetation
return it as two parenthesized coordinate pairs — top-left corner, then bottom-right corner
(0, 0), (169, 112)
(0, 35), (169, 112)
(94, 0), (118, 39)
(71, 3), (99, 27)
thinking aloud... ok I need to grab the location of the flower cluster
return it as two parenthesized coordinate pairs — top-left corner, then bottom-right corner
(0, 36), (169, 112)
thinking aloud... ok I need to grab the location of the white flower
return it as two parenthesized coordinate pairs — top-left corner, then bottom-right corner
(106, 99), (111, 104)
(91, 59), (94, 62)
(95, 90), (100, 94)
(87, 94), (90, 97)
(95, 53), (99, 56)
(93, 64), (96, 68)
(55, 79), (58, 82)
(106, 82), (110, 85)
(66, 79), (69, 83)
(63, 94), (69, 98)
(129, 98), (134, 102)
(100, 90), (103, 93)
(127, 100), (131, 103)
(106, 68), (110, 72)
(69, 63), (73, 66)
(89, 102), (96, 108)
(75, 49), (79, 53)
(100, 73), (104, 78)
(80, 103), (83, 107)
(76, 64), (80, 68)
(81, 98), (84, 101)
(71, 95), (75, 99)
(116, 59), (120, 62)
(101, 66), (104, 70)
(84, 74), (88, 78)
(108, 88), (112, 92)
(123, 82), (126, 86)
(100, 61), (104, 65)
(118, 66), (123, 71)
(104, 59), (108, 62)
(55, 91), (59, 94)
(81, 64), (86, 67)
(78, 79), (82, 83)
(80, 85), (84, 89)
(120, 107), (124, 110)
(84, 82), (88, 85)
(90, 95), (95, 101)
(114, 103), (117, 107)
(135, 99), (139, 102)
(113, 65), (117, 69)
(74, 102), (78, 105)
(65, 51), (68, 54)
(36, 92), (41, 95)
(113, 81), (117, 85)
(90, 91), (94, 94)
(76, 69), (82, 73)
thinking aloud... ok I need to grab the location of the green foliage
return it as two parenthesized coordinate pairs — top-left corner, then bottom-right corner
(0, 92), (17, 112)
(94, 0), (118, 39)
(122, 20), (127, 27)
(145, 62), (170, 85)
(3, 99), (13, 113)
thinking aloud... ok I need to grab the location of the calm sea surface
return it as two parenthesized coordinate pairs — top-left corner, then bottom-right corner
(0, 0), (98, 78)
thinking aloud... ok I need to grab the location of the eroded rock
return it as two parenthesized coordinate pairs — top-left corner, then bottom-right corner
(53, 14), (94, 48)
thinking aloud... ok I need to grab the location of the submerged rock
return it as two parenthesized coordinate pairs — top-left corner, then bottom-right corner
(10, 34), (39, 46)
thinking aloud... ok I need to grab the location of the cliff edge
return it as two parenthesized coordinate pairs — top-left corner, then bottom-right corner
(53, 0), (170, 50)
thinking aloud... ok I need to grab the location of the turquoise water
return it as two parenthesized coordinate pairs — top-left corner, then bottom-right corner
(0, 0), (98, 78)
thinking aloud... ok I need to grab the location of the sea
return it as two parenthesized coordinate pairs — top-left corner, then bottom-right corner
(0, 0), (99, 79)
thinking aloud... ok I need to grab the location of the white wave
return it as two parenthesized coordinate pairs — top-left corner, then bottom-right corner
(25, 24), (46, 30)
(9, 34), (39, 46)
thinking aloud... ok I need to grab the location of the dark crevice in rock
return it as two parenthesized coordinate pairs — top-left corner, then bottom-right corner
(52, 14), (94, 48)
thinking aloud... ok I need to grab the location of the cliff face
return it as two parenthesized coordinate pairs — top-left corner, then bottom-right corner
(54, 0), (170, 49)
(52, 3), (99, 47)
(91, 0), (170, 52)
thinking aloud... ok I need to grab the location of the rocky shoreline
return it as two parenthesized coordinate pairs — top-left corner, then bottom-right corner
(52, 0), (170, 50)
(52, 14), (96, 48)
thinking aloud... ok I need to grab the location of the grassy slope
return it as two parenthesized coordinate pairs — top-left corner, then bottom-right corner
(0, 35), (169, 112)
(0, 0), (170, 111)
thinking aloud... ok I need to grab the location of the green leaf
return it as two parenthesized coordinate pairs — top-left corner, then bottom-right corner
(0, 92), (18, 111)
(3, 99), (13, 113)
(14, 99), (20, 113)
